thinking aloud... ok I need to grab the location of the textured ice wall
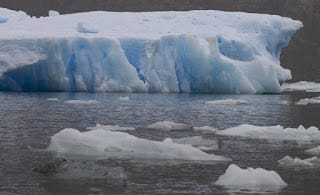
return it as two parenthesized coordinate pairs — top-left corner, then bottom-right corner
(0, 9), (302, 93)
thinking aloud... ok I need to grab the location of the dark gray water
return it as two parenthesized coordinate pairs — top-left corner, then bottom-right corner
(1, 92), (320, 194)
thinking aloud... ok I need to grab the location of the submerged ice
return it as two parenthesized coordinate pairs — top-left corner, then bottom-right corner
(0, 8), (302, 93)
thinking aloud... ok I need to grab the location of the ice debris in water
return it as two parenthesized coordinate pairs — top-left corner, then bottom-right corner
(163, 136), (219, 151)
(217, 124), (320, 142)
(205, 99), (248, 105)
(214, 164), (287, 191)
(48, 10), (60, 17)
(47, 128), (228, 161)
(305, 146), (320, 156)
(147, 121), (191, 131)
(278, 156), (319, 167)
(87, 123), (135, 131)
(193, 126), (218, 133)
(119, 96), (130, 101)
(0, 9), (302, 93)
(281, 81), (320, 92)
(64, 100), (99, 105)
(296, 96), (320, 105)
(47, 98), (59, 101)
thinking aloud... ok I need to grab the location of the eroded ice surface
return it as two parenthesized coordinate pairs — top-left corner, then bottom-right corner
(47, 128), (228, 161)
(281, 81), (320, 92)
(0, 8), (302, 93)
(217, 124), (320, 142)
(214, 164), (287, 192)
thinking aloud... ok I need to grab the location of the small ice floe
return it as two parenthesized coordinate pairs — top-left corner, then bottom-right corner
(193, 126), (217, 133)
(147, 121), (191, 131)
(278, 156), (319, 167)
(281, 81), (320, 92)
(47, 98), (59, 101)
(47, 128), (228, 161)
(163, 136), (219, 151)
(119, 96), (130, 101)
(215, 164), (287, 193)
(305, 146), (320, 156)
(77, 22), (99, 33)
(296, 96), (320, 105)
(279, 100), (290, 105)
(87, 123), (135, 131)
(205, 99), (247, 105)
(217, 124), (320, 142)
(64, 100), (99, 105)
(48, 10), (60, 17)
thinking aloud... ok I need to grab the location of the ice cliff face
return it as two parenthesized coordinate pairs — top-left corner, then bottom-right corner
(0, 9), (302, 93)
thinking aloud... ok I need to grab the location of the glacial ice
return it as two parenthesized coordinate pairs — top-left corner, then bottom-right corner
(305, 146), (320, 156)
(147, 121), (191, 131)
(214, 164), (287, 191)
(47, 128), (228, 161)
(281, 81), (320, 92)
(217, 124), (320, 142)
(205, 99), (248, 105)
(0, 8), (302, 93)
(278, 156), (319, 167)
(296, 96), (320, 105)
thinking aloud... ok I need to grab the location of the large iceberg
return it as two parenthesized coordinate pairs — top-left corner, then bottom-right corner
(0, 8), (302, 93)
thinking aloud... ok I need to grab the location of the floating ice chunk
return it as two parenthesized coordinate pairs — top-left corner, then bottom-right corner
(217, 124), (320, 142)
(147, 121), (191, 131)
(215, 164), (287, 192)
(278, 155), (319, 167)
(296, 96), (320, 105)
(64, 100), (99, 105)
(163, 136), (219, 151)
(48, 10), (60, 17)
(193, 126), (218, 132)
(88, 123), (135, 131)
(47, 128), (228, 161)
(77, 22), (99, 33)
(281, 81), (320, 92)
(119, 96), (130, 101)
(305, 146), (320, 156)
(205, 99), (247, 105)
(47, 98), (59, 101)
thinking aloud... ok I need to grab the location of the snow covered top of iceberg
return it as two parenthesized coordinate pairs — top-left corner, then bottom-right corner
(0, 9), (302, 39)
(0, 8), (30, 24)
(215, 164), (287, 191)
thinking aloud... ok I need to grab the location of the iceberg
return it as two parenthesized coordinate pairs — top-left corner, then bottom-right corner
(214, 164), (287, 192)
(281, 81), (320, 92)
(278, 156), (319, 167)
(305, 146), (320, 156)
(163, 136), (219, 151)
(217, 124), (320, 142)
(296, 96), (320, 105)
(0, 8), (302, 93)
(47, 128), (228, 161)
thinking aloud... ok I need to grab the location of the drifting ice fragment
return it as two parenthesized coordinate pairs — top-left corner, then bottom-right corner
(47, 128), (228, 161)
(217, 124), (320, 142)
(296, 96), (320, 105)
(305, 146), (320, 156)
(88, 124), (135, 131)
(278, 155), (319, 167)
(163, 136), (219, 151)
(205, 99), (247, 105)
(147, 121), (191, 130)
(215, 164), (287, 192)
(281, 81), (320, 92)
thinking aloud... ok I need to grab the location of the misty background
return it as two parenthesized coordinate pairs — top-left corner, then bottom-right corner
(1, 0), (319, 82)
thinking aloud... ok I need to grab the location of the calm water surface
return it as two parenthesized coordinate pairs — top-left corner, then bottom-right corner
(0, 92), (320, 194)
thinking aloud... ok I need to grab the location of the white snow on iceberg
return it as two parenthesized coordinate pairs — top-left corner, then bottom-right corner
(281, 81), (320, 92)
(147, 121), (191, 131)
(47, 128), (228, 161)
(217, 124), (320, 142)
(214, 164), (287, 192)
(205, 99), (247, 105)
(0, 9), (302, 93)
(296, 96), (320, 105)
